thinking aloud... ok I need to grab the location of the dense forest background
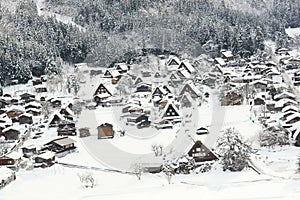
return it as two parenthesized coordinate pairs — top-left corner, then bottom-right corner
(0, 0), (300, 85)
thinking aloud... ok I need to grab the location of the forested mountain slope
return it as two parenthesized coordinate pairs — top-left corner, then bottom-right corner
(0, 0), (299, 85)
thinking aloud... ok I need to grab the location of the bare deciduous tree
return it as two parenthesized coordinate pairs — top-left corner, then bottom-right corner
(132, 163), (144, 180)
(152, 144), (163, 157)
(77, 172), (96, 188)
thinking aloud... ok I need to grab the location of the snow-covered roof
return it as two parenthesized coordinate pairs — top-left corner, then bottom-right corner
(183, 81), (202, 97)
(52, 137), (76, 147)
(60, 106), (74, 116)
(36, 151), (55, 160)
(242, 75), (262, 81)
(34, 84), (47, 89)
(110, 70), (121, 77)
(5, 151), (22, 160)
(215, 57), (226, 66)
(282, 105), (299, 113)
(25, 101), (42, 108)
(96, 93), (112, 99)
(48, 111), (66, 124)
(19, 113), (33, 118)
(179, 61), (195, 74)
(160, 101), (181, 120)
(284, 112), (300, 124)
(6, 106), (25, 113)
(177, 69), (191, 79)
(221, 50), (233, 58)
(275, 98), (298, 108)
(274, 91), (296, 100)
(26, 108), (40, 113)
(265, 61), (277, 66)
(167, 56), (181, 66)
(249, 80), (268, 86)
(115, 63), (128, 71)
(2, 126), (22, 133)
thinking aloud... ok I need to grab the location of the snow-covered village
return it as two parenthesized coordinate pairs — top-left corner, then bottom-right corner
(1, 0), (300, 199)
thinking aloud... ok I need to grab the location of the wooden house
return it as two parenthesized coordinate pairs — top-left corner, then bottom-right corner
(34, 152), (55, 168)
(221, 50), (234, 61)
(284, 113), (300, 125)
(114, 63), (128, 74)
(253, 97), (265, 106)
(57, 121), (76, 136)
(274, 91), (296, 101)
(128, 105), (143, 113)
(126, 113), (149, 125)
(179, 82), (202, 99)
(222, 91), (244, 106)
(79, 128), (90, 138)
(277, 48), (290, 56)
(22, 145), (37, 158)
(202, 77), (216, 88)
(59, 106), (74, 118)
(98, 123), (114, 139)
(134, 77), (144, 86)
(187, 140), (218, 164)
(167, 56), (180, 67)
(250, 80), (267, 93)
(160, 102), (181, 122)
(169, 72), (182, 84)
(196, 127), (209, 135)
(51, 99), (62, 108)
(2, 127), (21, 140)
(179, 93), (194, 108)
(215, 58), (226, 67)
(25, 102), (41, 110)
(35, 85), (47, 93)
(103, 69), (121, 78)
(11, 97), (19, 106)
(32, 79), (43, 86)
(136, 83), (152, 93)
(48, 112), (66, 127)
(275, 99), (298, 111)
(176, 69), (191, 80)
(19, 93), (35, 103)
(178, 61), (195, 74)
(44, 137), (76, 157)
(93, 83), (112, 103)
(0, 152), (22, 168)
(282, 105), (299, 113)
(40, 96), (46, 102)
(18, 113), (33, 125)
(152, 86), (168, 98)
(6, 107), (24, 118)
(26, 108), (41, 116)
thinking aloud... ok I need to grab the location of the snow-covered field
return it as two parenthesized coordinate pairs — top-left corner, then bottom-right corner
(1, 164), (300, 200)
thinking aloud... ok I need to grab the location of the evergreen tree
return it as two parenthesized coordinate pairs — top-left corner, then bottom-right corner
(217, 128), (253, 172)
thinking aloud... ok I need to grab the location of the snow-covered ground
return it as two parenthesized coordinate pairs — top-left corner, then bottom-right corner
(1, 164), (300, 200)
(286, 27), (300, 38)
(2, 52), (300, 199)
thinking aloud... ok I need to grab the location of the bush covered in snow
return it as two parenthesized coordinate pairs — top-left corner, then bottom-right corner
(163, 155), (195, 175)
(259, 125), (290, 148)
(217, 128), (253, 172)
